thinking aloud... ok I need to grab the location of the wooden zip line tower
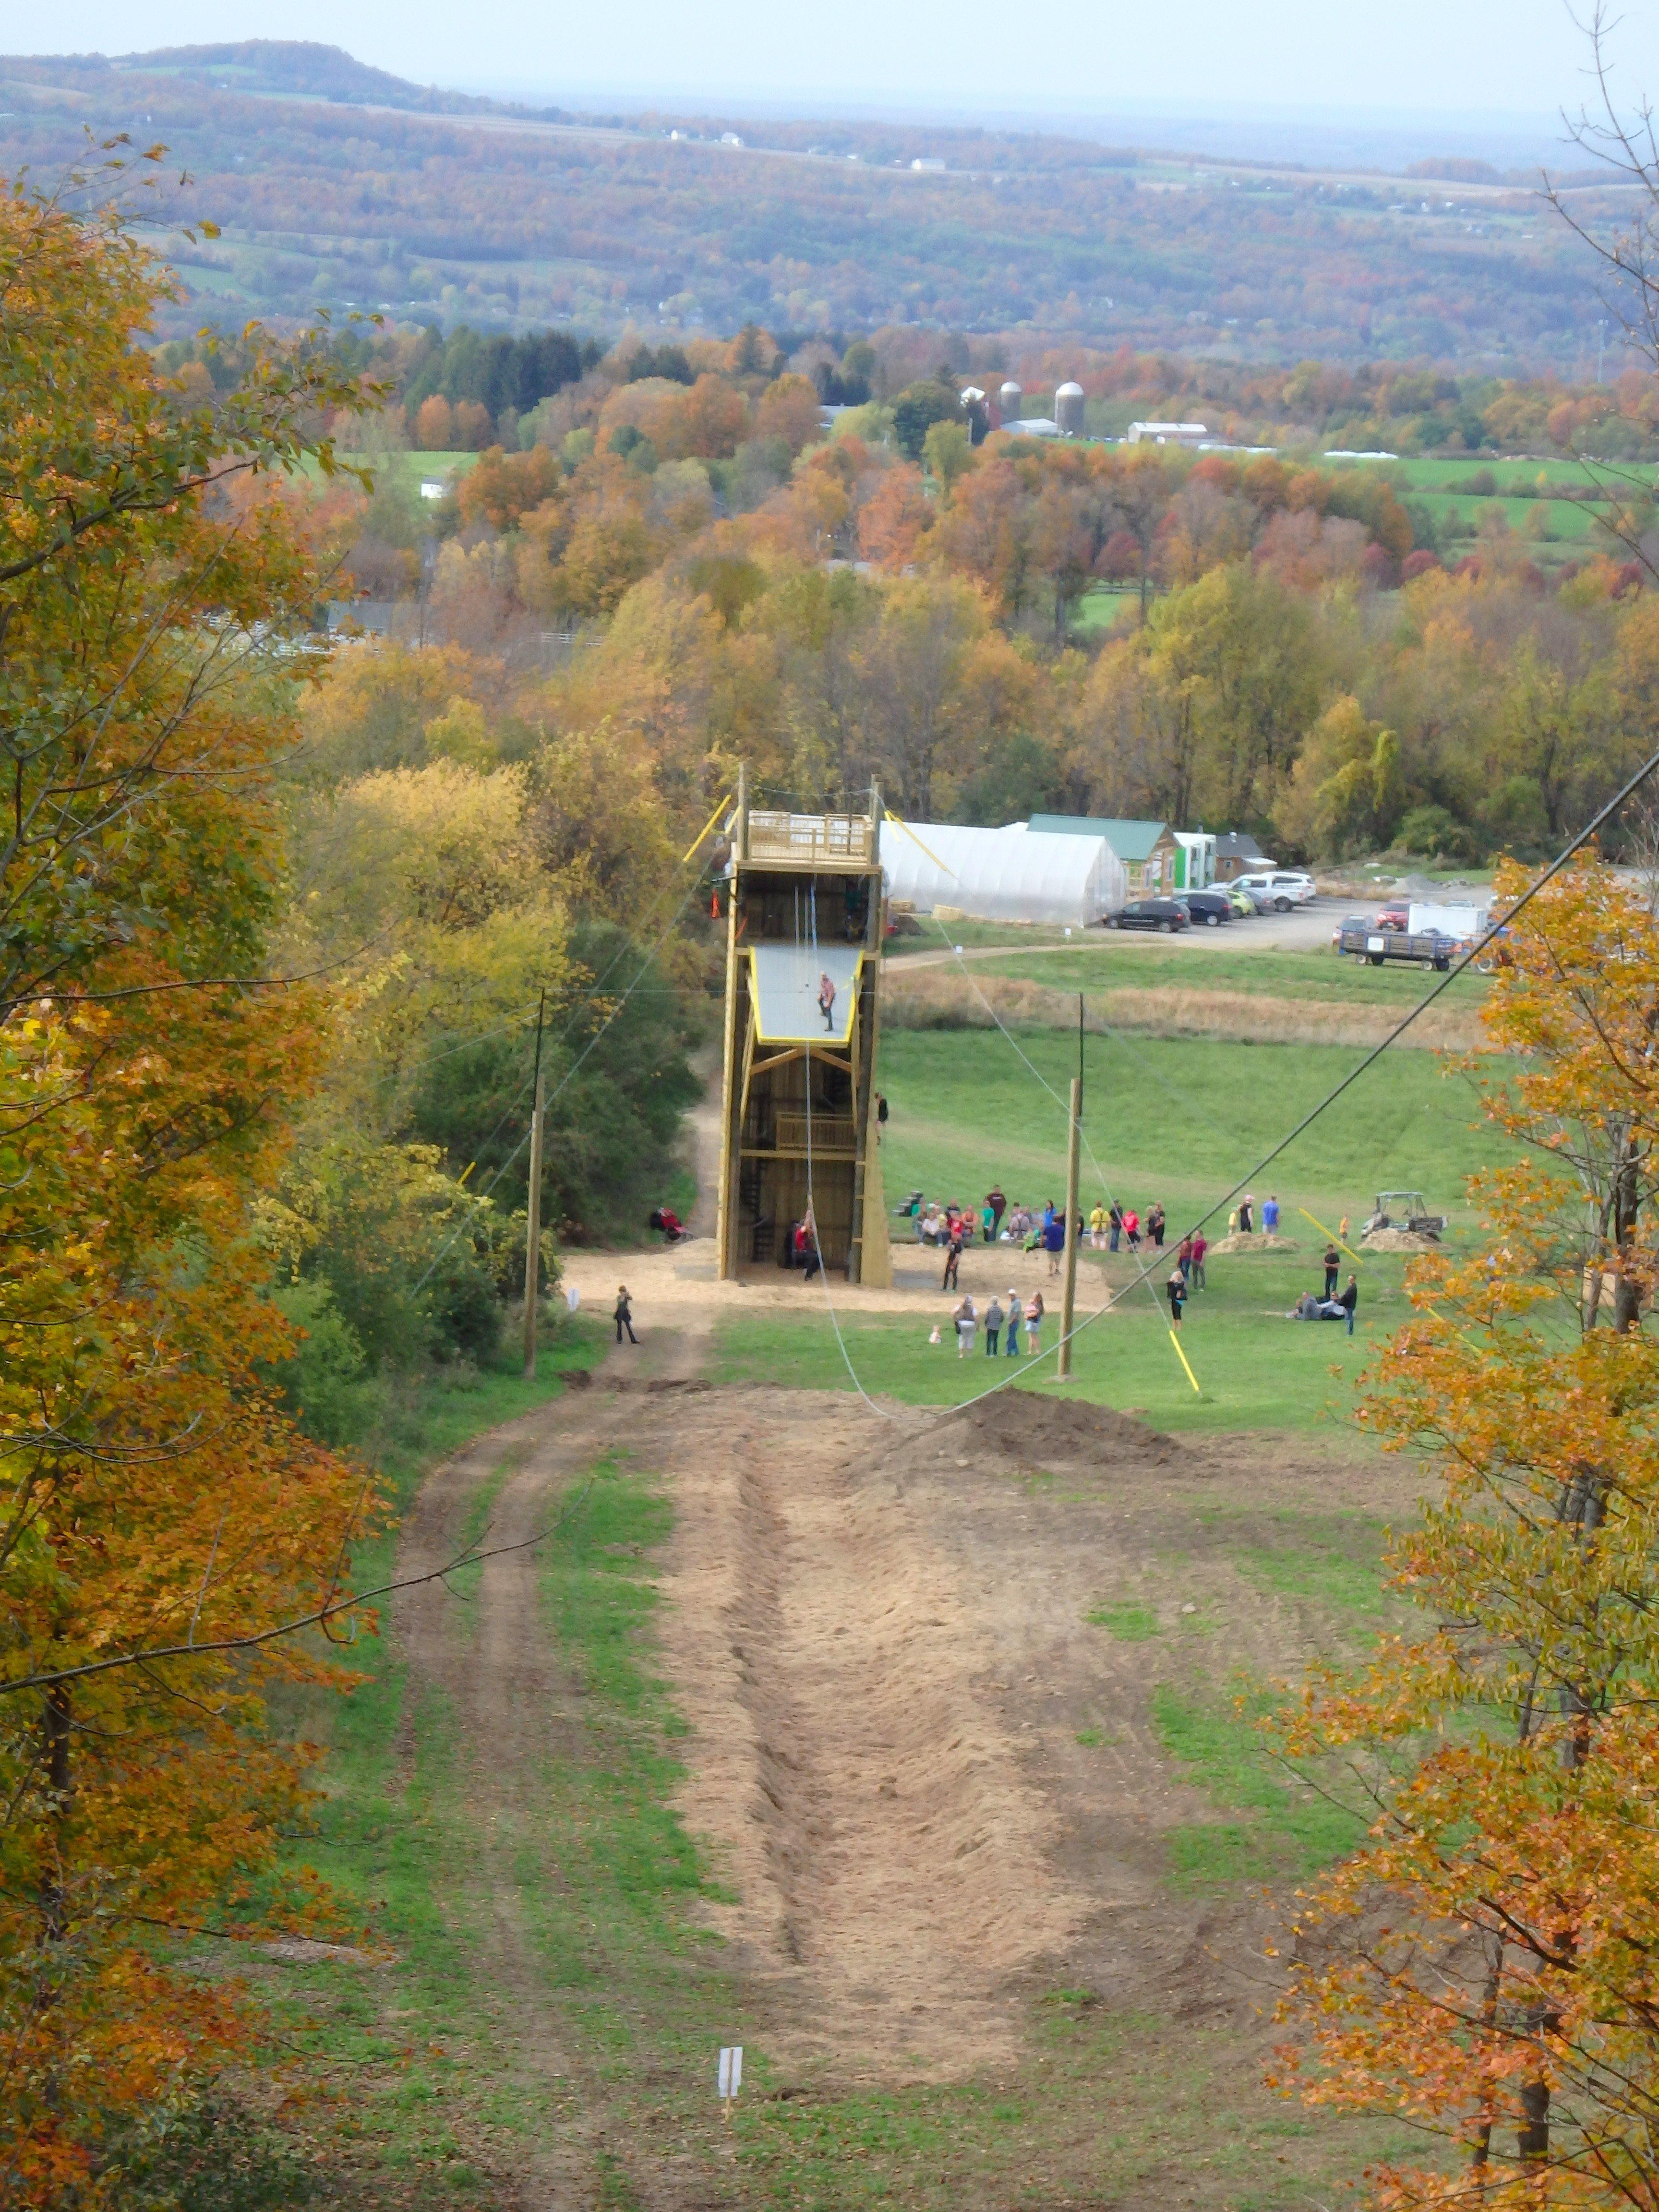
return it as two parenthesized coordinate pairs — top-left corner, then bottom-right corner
(715, 770), (891, 1287)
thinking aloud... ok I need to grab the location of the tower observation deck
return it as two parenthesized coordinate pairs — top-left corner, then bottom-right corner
(715, 775), (890, 1286)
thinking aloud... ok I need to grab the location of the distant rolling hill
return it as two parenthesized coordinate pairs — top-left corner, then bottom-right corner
(0, 40), (1623, 366)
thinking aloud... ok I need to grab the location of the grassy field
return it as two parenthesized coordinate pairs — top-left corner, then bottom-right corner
(968, 938), (1490, 1008)
(874, 1025), (1494, 1234)
(710, 1243), (1412, 1434)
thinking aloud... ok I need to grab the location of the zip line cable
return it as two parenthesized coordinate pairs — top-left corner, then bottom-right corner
(802, 880), (881, 1410)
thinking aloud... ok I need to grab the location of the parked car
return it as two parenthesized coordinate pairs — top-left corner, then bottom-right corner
(1226, 883), (1264, 915)
(1234, 870), (1317, 912)
(1107, 898), (1190, 933)
(1181, 890), (1234, 927)
(1374, 903), (1410, 932)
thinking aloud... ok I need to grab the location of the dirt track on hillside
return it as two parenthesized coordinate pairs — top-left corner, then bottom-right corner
(383, 1329), (1418, 2202)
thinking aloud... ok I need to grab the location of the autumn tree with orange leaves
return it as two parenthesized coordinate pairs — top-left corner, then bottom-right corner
(1273, 854), (1659, 2206)
(0, 166), (385, 2202)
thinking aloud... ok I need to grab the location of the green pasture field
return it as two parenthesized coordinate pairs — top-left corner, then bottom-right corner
(1338, 454), (1611, 493)
(874, 1025), (1495, 1234)
(710, 1243), (1412, 1434)
(968, 938), (1491, 1007)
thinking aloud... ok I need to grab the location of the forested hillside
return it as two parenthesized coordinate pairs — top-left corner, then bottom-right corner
(0, 39), (1627, 362)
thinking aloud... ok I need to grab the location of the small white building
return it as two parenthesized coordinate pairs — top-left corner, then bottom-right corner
(878, 820), (1126, 928)
(1126, 421), (1209, 446)
(910, 156), (946, 172)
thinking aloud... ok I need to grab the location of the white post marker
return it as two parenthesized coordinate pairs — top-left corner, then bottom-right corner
(718, 2045), (743, 2118)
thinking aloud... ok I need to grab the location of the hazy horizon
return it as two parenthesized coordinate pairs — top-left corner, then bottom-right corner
(29, 0), (1659, 141)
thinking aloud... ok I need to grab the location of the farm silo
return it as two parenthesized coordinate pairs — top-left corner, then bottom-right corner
(1055, 380), (1084, 436)
(998, 379), (1022, 428)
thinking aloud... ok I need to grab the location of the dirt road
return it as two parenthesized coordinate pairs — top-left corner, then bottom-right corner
(385, 1322), (1415, 2201)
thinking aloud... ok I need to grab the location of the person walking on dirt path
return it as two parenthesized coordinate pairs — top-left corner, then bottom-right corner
(1025, 1289), (1045, 1356)
(1190, 1229), (1208, 1289)
(1148, 1202), (1166, 1250)
(1239, 1194), (1254, 1234)
(1167, 1267), (1188, 1329)
(984, 1295), (1004, 1355)
(953, 1294), (977, 1357)
(614, 1286), (637, 1345)
(818, 970), (837, 1031)
(1044, 1209), (1066, 1277)
(1323, 1242), (1341, 1298)
(942, 1222), (965, 1291)
(1338, 1273), (1358, 1336)
(987, 1185), (1006, 1237)
(1262, 1194), (1280, 1235)
(1108, 1200), (1123, 1252)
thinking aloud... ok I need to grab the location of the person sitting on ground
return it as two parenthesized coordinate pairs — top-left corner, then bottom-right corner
(919, 1202), (942, 1245)
(1004, 1289), (1023, 1355)
(984, 1295), (1004, 1355)
(953, 1294), (977, 1358)
(1293, 1291), (1321, 1321)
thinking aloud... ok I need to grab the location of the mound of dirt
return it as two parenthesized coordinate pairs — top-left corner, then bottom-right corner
(1361, 1226), (1440, 1252)
(1207, 1231), (1299, 1255)
(945, 1388), (1176, 1464)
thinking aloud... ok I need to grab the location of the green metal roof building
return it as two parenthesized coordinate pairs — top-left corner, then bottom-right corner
(1025, 813), (1183, 893)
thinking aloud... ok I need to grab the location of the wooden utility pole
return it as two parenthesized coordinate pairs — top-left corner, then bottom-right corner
(522, 989), (547, 1381)
(1058, 995), (1084, 1381)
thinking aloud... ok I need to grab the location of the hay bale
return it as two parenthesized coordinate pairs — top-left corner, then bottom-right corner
(1206, 1231), (1300, 1255)
(1360, 1226), (1439, 1253)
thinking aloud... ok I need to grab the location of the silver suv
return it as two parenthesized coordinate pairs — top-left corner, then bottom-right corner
(1232, 869), (1316, 913)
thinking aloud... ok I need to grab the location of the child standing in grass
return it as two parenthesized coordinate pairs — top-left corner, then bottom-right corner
(1025, 1290), (1044, 1355)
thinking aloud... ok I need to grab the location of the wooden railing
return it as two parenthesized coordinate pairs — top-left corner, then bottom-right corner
(746, 811), (875, 867)
(773, 1114), (856, 1154)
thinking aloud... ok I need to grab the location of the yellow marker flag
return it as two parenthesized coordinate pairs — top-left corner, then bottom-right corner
(1168, 1327), (1202, 1395)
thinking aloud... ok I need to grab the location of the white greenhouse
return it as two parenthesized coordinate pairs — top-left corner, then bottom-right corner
(878, 820), (1126, 928)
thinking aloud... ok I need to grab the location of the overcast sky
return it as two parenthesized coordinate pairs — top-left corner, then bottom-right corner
(36, 0), (1659, 124)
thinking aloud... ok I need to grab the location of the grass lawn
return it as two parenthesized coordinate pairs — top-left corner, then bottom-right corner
(710, 1243), (1416, 1434)
(873, 1025), (1495, 1237)
(971, 938), (1491, 1009)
